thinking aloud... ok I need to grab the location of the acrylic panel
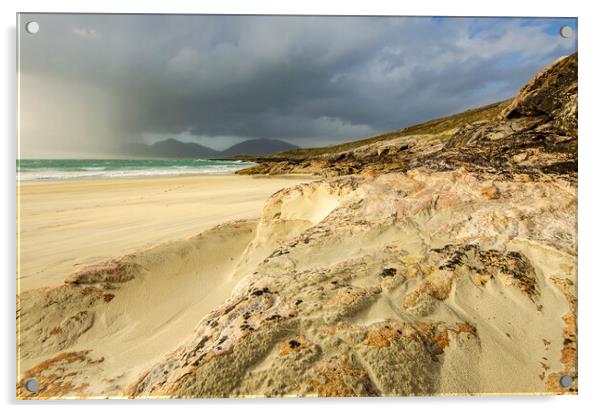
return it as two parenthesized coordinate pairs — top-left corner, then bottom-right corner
(16, 14), (578, 399)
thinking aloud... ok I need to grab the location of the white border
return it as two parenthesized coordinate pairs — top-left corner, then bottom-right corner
(3, 1), (601, 412)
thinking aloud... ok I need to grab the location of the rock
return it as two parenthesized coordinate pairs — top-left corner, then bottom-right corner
(239, 54), (577, 181)
(500, 53), (577, 137)
(66, 260), (143, 285)
(126, 166), (576, 397)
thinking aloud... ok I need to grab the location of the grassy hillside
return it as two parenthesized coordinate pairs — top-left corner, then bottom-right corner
(269, 99), (511, 159)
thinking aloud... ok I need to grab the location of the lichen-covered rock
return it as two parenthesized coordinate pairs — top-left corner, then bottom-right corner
(17, 351), (106, 399)
(124, 165), (576, 397)
(17, 258), (144, 361)
(500, 53), (577, 137)
(239, 53), (578, 180)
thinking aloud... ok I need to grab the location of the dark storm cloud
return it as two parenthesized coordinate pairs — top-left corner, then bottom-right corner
(18, 14), (577, 157)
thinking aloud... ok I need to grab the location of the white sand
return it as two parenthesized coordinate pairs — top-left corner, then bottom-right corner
(17, 174), (313, 292)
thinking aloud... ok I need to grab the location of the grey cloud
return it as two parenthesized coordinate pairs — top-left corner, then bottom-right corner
(18, 14), (577, 157)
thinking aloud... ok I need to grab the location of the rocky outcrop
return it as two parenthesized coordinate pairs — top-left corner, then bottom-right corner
(500, 54), (577, 137)
(123, 167), (576, 397)
(17, 54), (577, 398)
(239, 54), (577, 181)
(17, 260), (143, 361)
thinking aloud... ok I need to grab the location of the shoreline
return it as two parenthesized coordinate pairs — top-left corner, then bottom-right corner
(16, 158), (259, 183)
(16, 171), (316, 186)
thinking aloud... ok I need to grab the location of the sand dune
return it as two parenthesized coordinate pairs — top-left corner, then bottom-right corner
(17, 175), (315, 395)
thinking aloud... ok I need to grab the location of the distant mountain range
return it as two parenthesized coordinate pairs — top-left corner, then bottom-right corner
(121, 138), (298, 159)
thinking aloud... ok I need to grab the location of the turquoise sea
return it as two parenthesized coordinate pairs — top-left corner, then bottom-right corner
(17, 159), (255, 181)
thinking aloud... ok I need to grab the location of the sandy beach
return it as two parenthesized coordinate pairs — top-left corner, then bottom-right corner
(17, 174), (313, 292)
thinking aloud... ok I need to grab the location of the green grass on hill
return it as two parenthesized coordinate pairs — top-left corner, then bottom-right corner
(269, 99), (511, 159)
